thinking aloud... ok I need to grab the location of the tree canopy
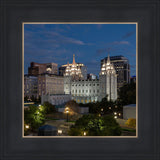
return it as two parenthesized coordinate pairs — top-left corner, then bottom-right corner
(118, 82), (136, 105)
(24, 105), (45, 132)
(43, 101), (56, 114)
(68, 114), (121, 136)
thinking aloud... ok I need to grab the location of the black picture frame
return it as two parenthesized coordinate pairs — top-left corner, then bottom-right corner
(0, 0), (159, 160)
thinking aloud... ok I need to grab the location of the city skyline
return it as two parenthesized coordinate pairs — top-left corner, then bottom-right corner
(24, 23), (136, 76)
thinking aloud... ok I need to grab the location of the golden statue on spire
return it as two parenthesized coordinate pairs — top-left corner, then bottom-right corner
(72, 54), (76, 65)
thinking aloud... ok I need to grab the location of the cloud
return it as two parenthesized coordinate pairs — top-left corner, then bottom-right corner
(95, 41), (130, 56)
(24, 28), (87, 46)
(60, 36), (85, 45)
(111, 41), (130, 45)
(122, 31), (135, 39)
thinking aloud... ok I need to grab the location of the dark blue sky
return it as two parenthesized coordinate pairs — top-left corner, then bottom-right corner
(24, 23), (136, 76)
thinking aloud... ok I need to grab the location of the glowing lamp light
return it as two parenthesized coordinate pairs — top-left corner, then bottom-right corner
(83, 132), (86, 136)
(114, 116), (117, 119)
(114, 112), (117, 115)
(25, 125), (29, 129)
(66, 110), (69, 113)
(109, 107), (111, 110)
(119, 113), (121, 116)
(101, 108), (103, 112)
(58, 130), (62, 134)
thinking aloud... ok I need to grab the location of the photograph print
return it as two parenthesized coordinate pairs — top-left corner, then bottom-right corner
(23, 23), (137, 137)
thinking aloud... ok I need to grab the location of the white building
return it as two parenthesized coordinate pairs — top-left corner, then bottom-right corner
(64, 54), (117, 103)
(41, 94), (71, 106)
(123, 104), (136, 120)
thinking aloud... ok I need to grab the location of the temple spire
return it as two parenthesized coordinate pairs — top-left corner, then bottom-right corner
(72, 54), (76, 65)
(107, 54), (110, 64)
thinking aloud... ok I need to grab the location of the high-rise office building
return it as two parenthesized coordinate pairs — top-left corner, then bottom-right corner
(28, 62), (58, 76)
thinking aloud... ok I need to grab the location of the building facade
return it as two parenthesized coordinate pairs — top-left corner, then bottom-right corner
(87, 73), (97, 80)
(24, 75), (38, 98)
(38, 74), (64, 96)
(64, 54), (117, 103)
(42, 94), (71, 106)
(130, 75), (136, 83)
(28, 62), (58, 76)
(101, 55), (130, 89)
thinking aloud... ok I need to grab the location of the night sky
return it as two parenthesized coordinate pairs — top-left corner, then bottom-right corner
(24, 23), (136, 76)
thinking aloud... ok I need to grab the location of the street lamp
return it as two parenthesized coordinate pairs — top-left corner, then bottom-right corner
(25, 125), (29, 129)
(66, 109), (69, 122)
(101, 108), (104, 116)
(58, 129), (62, 135)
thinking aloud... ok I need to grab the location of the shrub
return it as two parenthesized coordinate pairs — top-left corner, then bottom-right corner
(125, 118), (136, 128)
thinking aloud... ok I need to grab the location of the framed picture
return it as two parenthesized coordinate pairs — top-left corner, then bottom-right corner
(0, 0), (159, 160)
(23, 22), (137, 138)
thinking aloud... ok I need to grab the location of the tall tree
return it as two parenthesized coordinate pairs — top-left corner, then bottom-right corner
(118, 82), (136, 105)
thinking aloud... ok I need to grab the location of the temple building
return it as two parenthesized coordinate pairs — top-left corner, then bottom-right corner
(24, 54), (118, 105)
(64, 54), (117, 103)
